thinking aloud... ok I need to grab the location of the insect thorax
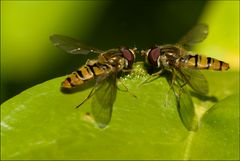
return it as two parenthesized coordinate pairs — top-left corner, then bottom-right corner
(147, 45), (181, 69)
(101, 47), (135, 71)
(160, 51), (181, 68)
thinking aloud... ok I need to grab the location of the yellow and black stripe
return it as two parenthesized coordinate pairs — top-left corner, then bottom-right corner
(61, 63), (111, 89)
(184, 54), (229, 71)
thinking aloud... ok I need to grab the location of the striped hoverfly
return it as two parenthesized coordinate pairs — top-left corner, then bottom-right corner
(50, 35), (136, 128)
(141, 24), (230, 130)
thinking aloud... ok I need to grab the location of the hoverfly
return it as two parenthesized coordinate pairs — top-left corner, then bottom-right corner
(50, 35), (136, 128)
(141, 24), (229, 130)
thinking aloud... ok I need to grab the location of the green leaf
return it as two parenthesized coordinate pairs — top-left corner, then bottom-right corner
(1, 63), (238, 160)
(190, 94), (239, 160)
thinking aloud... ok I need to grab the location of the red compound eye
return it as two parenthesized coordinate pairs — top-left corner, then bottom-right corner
(120, 47), (135, 68)
(148, 47), (160, 67)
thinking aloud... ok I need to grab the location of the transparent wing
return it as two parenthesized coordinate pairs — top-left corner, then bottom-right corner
(91, 73), (117, 128)
(177, 67), (209, 95)
(172, 82), (198, 131)
(50, 34), (104, 55)
(178, 24), (208, 48)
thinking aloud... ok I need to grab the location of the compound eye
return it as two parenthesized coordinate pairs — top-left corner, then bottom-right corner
(120, 47), (135, 68)
(148, 47), (160, 67)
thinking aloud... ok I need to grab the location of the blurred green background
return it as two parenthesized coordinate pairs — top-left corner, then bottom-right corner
(1, 1), (239, 104)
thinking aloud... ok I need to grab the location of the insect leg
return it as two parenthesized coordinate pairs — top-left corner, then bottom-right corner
(138, 69), (164, 87)
(180, 82), (188, 88)
(118, 79), (137, 98)
(75, 74), (110, 109)
(166, 69), (177, 94)
(172, 73), (187, 99)
(168, 69), (187, 97)
(165, 69), (180, 107)
(76, 86), (96, 108)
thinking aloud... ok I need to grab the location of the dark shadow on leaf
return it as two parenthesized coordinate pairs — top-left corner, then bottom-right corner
(190, 91), (218, 102)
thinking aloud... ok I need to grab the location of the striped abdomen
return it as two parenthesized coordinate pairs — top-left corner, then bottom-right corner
(62, 62), (110, 89)
(181, 54), (230, 71)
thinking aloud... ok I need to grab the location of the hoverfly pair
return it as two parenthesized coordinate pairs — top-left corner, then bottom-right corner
(50, 24), (229, 129)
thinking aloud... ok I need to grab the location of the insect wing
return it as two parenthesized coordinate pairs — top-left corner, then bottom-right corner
(178, 24), (208, 49)
(178, 67), (209, 95)
(91, 73), (117, 128)
(173, 83), (198, 131)
(50, 34), (103, 55)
